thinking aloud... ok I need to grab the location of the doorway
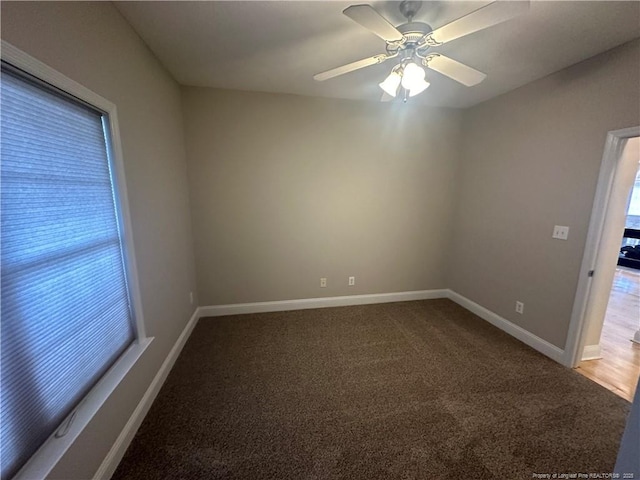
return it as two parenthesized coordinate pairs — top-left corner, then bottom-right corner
(565, 128), (640, 401)
(576, 240), (640, 399)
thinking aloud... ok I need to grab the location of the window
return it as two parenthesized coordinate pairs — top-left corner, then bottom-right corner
(1, 61), (143, 479)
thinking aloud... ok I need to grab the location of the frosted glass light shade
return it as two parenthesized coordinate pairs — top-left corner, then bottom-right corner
(409, 78), (430, 97)
(379, 71), (401, 97)
(401, 62), (425, 91)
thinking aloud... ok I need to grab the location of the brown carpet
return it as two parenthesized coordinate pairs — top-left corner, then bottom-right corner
(112, 299), (630, 479)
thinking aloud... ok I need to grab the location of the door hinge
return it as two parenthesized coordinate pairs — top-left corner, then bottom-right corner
(588, 270), (595, 277)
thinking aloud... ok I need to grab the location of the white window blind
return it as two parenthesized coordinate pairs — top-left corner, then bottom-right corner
(1, 65), (135, 479)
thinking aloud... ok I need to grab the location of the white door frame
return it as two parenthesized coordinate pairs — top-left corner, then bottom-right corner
(564, 126), (640, 368)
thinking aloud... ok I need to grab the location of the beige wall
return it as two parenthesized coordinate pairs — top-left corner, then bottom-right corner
(1, 2), (198, 479)
(182, 88), (462, 305)
(448, 40), (640, 349)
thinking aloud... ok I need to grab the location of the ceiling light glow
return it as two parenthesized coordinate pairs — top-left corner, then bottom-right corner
(401, 62), (426, 91)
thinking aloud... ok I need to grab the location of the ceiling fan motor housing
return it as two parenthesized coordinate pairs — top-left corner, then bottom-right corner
(396, 0), (432, 48)
(388, 22), (433, 62)
(397, 22), (433, 43)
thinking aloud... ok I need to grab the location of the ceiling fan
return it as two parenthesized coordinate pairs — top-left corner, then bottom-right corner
(313, 0), (530, 101)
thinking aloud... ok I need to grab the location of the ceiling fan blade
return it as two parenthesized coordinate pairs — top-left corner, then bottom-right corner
(427, 1), (529, 45)
(424, 54), (487, 87)
(343, 5), (404, 42)
(314, 54), (388, 82)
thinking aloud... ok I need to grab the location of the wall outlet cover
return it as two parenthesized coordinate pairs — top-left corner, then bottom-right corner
(552, 225), (570, 240)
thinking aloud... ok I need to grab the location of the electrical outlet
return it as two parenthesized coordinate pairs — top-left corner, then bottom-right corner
(552, 225), (569, 240)
(515, 301), (524, 314)
(348, 276), (355, 286)
(320, 277), (327, 288)
(189, 292), (194, 305)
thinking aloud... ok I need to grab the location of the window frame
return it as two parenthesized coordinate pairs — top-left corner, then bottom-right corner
(1, 40), (153, 480)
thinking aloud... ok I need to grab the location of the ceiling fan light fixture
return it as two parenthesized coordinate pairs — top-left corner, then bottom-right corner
(401, 62), (426, 91)
(379, 71), (401, 97)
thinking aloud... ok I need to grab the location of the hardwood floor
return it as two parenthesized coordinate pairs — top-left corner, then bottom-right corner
(576, 267), (640, 402)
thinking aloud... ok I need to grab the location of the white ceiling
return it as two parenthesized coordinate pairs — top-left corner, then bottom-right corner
(115, 1), (640, 108)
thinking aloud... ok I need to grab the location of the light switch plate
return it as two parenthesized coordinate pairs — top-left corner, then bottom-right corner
(552, 225), (569, 240)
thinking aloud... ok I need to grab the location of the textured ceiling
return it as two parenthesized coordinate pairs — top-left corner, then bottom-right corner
(115, 1), (640, 108)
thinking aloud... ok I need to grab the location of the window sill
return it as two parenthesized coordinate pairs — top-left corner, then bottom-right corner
(13, 337), (153, 480)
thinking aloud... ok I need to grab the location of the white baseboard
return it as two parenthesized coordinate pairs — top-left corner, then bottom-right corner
(200, 289), (565, 364)
(198, 289), (449, 317)
(446, 290), (566, 364)
(93, 307), (201, 480)
(581, 344), (602, 361)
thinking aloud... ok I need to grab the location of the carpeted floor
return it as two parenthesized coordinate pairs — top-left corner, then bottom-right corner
(112, 299), (631, 479)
